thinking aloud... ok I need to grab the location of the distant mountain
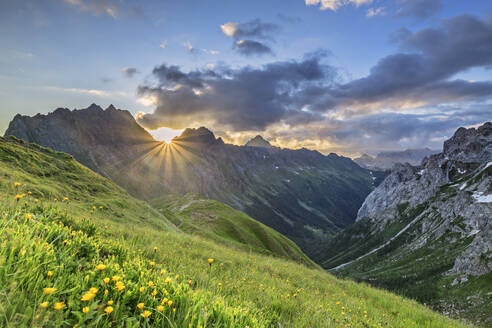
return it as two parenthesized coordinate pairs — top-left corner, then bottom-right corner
(5, 104), (379, 257)
(245, 135), (272, 148)
(354, 148), (440, 170)
(317, 122), (492, 326)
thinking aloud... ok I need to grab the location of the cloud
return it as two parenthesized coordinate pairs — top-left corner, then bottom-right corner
(277, 14), (302, 24)
(45, 86), (128, 98)
(234, 40), (273, 56)
(220, 19), (279, 40)
(62, 0), (142, 18)
(396, 0), (442, 19)
(122, 67), (138, 78)
(137, 14), (492, 154)
(305, 14), (492, 113)
(221, 19), (278, 56)
(183, 41), (199, 54)
(160, 41), (167, 49)
(366, 7), (385, 18)
(305, 0), (373, 11)
(136, 53), (333, 131)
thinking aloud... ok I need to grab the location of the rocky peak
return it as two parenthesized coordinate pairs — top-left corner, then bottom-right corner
(442, 122), (491, 163)
(245, 135), (272, 148)
(172, 127), (218, 144)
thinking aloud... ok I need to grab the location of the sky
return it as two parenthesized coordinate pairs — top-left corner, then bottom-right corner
(0, 0), (491, 156)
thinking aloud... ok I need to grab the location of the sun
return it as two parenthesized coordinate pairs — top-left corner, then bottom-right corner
(148, 127), (183, 143)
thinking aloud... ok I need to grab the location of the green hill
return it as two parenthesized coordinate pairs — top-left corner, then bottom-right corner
(150, 194), (315, 266)
(0, 136), (473, 327)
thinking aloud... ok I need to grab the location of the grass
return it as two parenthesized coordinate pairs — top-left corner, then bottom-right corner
(0, 136), (474, 327)
(150, 194), (315, 267)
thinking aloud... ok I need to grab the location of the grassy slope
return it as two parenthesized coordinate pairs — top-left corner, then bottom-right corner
(0, 137), (472, 327)
(150, 194), (315, 267)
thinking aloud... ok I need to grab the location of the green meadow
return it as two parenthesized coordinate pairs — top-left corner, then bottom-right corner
(0, 136), (472, 327)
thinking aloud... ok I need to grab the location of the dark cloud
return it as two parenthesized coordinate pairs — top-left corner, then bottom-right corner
(221, 19), (278, 56)
(396, 0), (442, 19)
(309, 14), (492, 112)
(234, 40), (273, 56)
(122, 67), (138, 78)
(136, 53), (334, 130)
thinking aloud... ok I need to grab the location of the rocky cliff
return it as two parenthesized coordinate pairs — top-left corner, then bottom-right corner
(5, 105), (379, 257)
(318, 122), (492, 326)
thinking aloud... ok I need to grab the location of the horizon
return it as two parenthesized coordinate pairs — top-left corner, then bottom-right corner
(1, 0), (491, 156)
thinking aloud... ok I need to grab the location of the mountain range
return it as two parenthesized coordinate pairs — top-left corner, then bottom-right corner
(354, 148), (440, 171)
(5, 104), (382, 256)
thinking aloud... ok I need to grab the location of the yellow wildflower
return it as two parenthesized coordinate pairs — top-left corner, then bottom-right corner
(43, 287), (56, 295)
(81, 292), (96, 301)
(47, 271), (53, 277)
(137, 303), (145, 310)
(167, 300), (173, 307)
(141, 310), (151, 318)
(112, 275), (120, 282)
(104, 306), (114, 315)
(103, 277), (110, 284)
(96, 264), (106, 271)
(157, 305), (164, 312)
(152, 290), (158, 297)
(89, 287), (98, 294)
(40, 302), (49, 308)
(115, 281), (125, 291)
(14, 182), (21, 187)
(175, 275), (179, 280)
(108, 300), (113, 305)
(25, 213), (32, 220)
(208, 258), (214, 265)
(53, 302), (65, 310)
(188, 279), (192, 285)
(165, 277), (172, 284)
(218, 282), (222, 287)
(148, 281), (154, 287)
(173, 308), (176, 313)
(149, 261), (155, 267)
(104, 289), (108, 295)
(82, 307), (89, 314)
(154, 247), (158, 252)
(160, 269), (166, 275)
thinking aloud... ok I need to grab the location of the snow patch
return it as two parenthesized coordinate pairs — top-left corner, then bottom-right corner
(472, 192), (492, 203)
(459, 182), (467, 190)
(418, 169), (425, 175)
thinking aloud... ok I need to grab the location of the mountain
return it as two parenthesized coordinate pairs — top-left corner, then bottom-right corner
(317, 122), (491, 326)
(245, 135), (272, 148)
(354, 148), (440, 170)
(0, 134), (468, 327)
(5, 105), (380, 257)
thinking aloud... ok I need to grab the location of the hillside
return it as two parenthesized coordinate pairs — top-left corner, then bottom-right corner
(319, 123), (492, 326)
(150, 194), (315, 266)
(0, 131), (472, 327)
(5, 105), (379, 256)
